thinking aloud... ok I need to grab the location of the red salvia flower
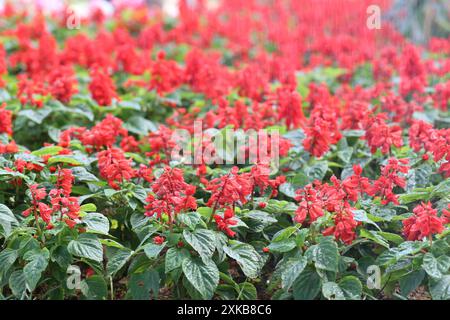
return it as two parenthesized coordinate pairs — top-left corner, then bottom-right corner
(144, 167), (197, 222)
(402, 202), (445, 241)
(214, 207), (238, 237)
(322, 208), (360, 245)
(48, 65), (77, 104)
(0, 103), (13, 136)
(153, 236), (166, 245)
(89, 66), (118, 106)
(97, 147), (135, 189)
(294, 184), (324, 224)
(206, 166), (253, 210)
(364, 113), (403, 154)
(370, 158), (409, 205)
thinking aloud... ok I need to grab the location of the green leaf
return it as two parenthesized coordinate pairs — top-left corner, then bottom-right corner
(123, 116), (157, 135)
(223, 241), (264, 278)
(177, 212), (204, 230)
(268, 238), (297, 253)
(399, 270), (425, 296)
(422, 253), (444, 279)
(18, 107), (52, 124)
(80, 275), (107, 300)
(165, 247), (190, 273)
(242, 210), (277, 232)
(339, 276), (362, 300)
(79, 203), (97, 212)
(47, 155), (82, 166)
(322, 282), (345, 300)
(314, 237), (339, 272)
(359, 229), (389, 248)
(305, 161), (328, 181)
(183, 229), (216, 263)
(68, 234), (103, 262)
(9, 270), (27, 299)
(31, 146), (63, 157)
(429, 275), (450, 300)
(0, 249), (18, 279)
(129, 270), (160, 300)
(292, 267), (321, 300)
(71, 167), (99, 182)
(23, 249), (49, 291)
(377, 232), (404, 245)
(337, 147), (353, 164)
(142, 242), (166, 259)
(0, 203), (18, 236)
(237, 282), (257, 300)
(281, 256), (307, 291)
(182, 257), (219, 300)
(107, 249), (134, 276)
(82, 212), (110, 234)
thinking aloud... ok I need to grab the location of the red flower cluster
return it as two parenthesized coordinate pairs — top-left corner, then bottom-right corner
(364, 113), (403, 154)
(49, 168), (80, 228)
(0, 103), (13, 136)
(370, 158), (409, 205)
(144, 167), (197, 222)
(23, 168), (80, 229)
(97, 147), (136, 189)
(0, 44), (6, 87)
(206, 166), (252, 210)
(294, 184), (325, 224)
(48, 65), (78, 104)
(62, 114), (128, 151)
(89, 66), (118, 106)
(323, 208), (360, 245)
(403, 202), (446, 241)
(303, 92), (342, 158)
(409, 120), (450, 178)
(214, 207), (238, 237)
(149, 51), (184, 95)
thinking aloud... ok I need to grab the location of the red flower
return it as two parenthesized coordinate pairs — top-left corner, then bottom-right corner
(206, 167), (253, 209)
(146, 125), (176, 164)
(274, 85), (305, 130)
(0, 103), (13, 136)
(85, 268), (95, 278)
(153, 236), (166, 245)
(149, 51), (184, 95)
(97, 147), (135, 189)
(322, 208), (360, 245)
(0, 44), (6, 88)
(370, 158), (408, 205)
(364, 113), (403, 154)
(78, 114), (128, 150)
(89, 66), (118, 106)
(294, 184), (324, 224)
(120, 135), (140, 153)
(144, 167), (197, 222)
(303, 119), (332, 158)
(23, 184), (53, 226)
(48, 65), (77, 104)
(342, 165), (372, 202)
(402, 202), (445, 241)
(214, 207), (238, 237)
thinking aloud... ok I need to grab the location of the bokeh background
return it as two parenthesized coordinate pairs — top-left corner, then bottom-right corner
(0, 0), (449, 45)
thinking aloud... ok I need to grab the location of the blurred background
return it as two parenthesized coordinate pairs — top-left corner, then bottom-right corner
(0, 0), (449, 44)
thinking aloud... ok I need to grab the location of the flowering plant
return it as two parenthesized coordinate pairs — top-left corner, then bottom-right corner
(0, 1), (449, 301)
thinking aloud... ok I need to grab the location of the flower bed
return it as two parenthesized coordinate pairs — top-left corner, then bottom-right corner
(0, 1), (449, 300)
